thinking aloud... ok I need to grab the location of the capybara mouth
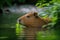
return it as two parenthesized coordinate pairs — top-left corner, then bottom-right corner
(19, 22), (27, 26)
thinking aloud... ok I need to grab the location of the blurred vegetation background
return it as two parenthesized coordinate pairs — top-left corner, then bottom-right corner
(0, 0), (60, 40)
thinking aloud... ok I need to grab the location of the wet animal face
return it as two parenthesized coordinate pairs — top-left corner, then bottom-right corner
(18, 12), (39, 26)
(18, 12), (51, 28)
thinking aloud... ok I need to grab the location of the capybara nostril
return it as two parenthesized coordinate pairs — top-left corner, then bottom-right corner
(19, 19), (21, 22)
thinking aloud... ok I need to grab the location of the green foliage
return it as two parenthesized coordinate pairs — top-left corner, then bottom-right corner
(36, 0), (60, 40)
(0, 0), (5, 7)
(19, 0), (25, 2)
(16, 23), (23, 35)
(36, 0), (59, 28)
(36, 0), (52, 7)
(0, 0), (12, 8)
(16, 23), (20, 35)
(37, 30), (57, 40)
(5, 0), (12, 6)
(36, 0), (60, 7)
(52, 0), (60, 3)
(36, 3), (50, 8)
(0, 0), (26, 8)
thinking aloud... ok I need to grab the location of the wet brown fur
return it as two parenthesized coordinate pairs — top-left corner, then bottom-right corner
(18, 11), (51, 40)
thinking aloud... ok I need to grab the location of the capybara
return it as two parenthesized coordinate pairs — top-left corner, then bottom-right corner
(18, 11), (51, 40)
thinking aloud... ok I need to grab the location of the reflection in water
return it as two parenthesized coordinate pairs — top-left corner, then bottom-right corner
(0, 36), (8, 39)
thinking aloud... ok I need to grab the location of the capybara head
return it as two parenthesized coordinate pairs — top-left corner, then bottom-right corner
(18, 11), (51, 28)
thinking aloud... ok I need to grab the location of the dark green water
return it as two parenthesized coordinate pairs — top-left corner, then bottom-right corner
(0, 28), (17, 40)
(0, 13), (21, 40)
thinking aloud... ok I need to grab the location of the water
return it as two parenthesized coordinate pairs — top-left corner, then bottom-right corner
(0, 28), (17, 40)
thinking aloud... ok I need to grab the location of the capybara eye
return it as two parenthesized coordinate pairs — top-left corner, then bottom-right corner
(26, 16), (30, 18)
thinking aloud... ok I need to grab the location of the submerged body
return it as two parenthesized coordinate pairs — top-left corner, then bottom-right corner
(18, 11), (51, 40)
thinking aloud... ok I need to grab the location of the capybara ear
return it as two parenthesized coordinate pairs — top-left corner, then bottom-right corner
(33, 12), (38, 16)
(33, 12), (39, 18)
